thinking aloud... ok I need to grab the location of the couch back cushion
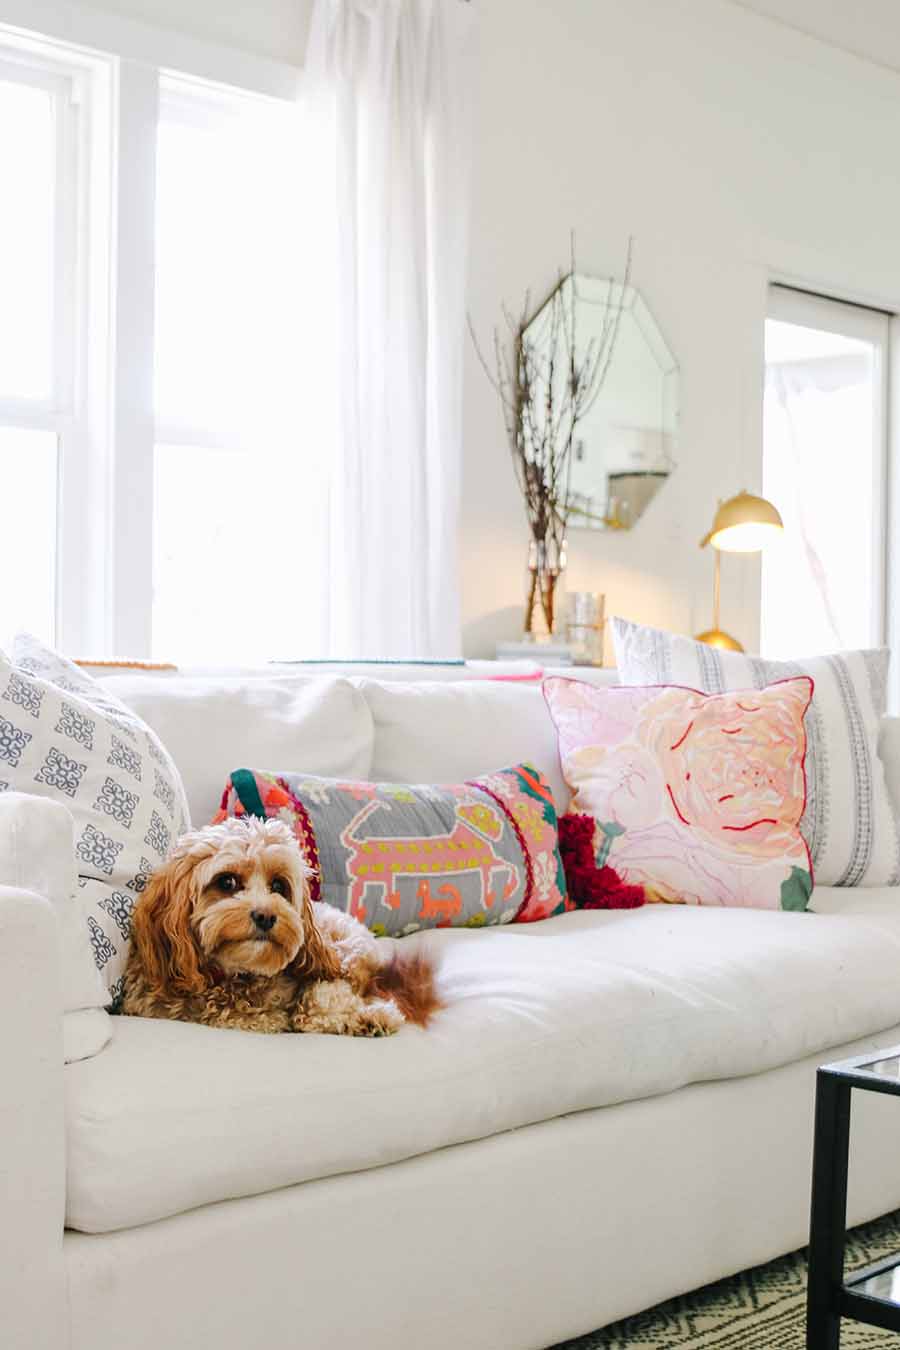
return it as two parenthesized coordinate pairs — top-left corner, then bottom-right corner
(99, 674), (374, 827)
(359, 679), (571, 812)
(98, 666), (621, 829)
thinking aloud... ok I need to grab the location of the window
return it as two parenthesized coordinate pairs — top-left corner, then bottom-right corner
(153, 78), (322, 661)
(0, 30), (318, 660)
(762, 287), (889, 660)
(0, 53), (79, 642)
(0, 32), (112, 655)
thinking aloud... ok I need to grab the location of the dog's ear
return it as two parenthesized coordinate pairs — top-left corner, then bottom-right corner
(130, 854), (206, 996)
(290, 886), (343, 983)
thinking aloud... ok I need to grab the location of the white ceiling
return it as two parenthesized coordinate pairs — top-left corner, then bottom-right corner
(733, 0), (900, 77)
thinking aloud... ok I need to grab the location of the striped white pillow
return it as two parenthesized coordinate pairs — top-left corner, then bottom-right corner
(611, 617), (899, 888)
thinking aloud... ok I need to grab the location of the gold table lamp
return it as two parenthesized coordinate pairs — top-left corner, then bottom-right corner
(696, 491), (783, 652)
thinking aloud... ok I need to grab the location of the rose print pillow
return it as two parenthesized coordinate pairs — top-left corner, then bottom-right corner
(215, 763), (572, 935)
(543, 676), (814, 910)
(610, 616), (899, 888)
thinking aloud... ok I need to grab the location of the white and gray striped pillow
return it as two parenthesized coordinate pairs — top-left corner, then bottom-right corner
(611, 617), (900, 888)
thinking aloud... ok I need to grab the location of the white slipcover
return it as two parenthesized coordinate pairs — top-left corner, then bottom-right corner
(99, 673), (375, 825)
(0, 793), (109, 1062)
(67, 896), (900, 1233)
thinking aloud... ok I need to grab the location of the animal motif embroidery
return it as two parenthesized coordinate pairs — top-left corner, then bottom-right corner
(416, 878), (462, 923)
(341, 799), (519, 924)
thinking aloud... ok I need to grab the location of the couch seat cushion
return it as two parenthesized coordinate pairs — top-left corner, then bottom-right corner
(65, 895), (900, 1233)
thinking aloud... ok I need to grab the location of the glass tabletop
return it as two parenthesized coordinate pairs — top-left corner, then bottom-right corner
(850, 1263), (900, 1305)
(858, 1054), (900, 1081)
(822, 1044), (900, 1092)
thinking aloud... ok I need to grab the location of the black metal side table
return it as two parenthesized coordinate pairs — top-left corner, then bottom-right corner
(807, 1045), (900, 1347)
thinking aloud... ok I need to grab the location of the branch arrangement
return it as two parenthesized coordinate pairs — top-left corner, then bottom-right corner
(469, 237), (633, 634)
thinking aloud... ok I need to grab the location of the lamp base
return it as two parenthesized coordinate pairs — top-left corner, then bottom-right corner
(694, 627), (744, 653)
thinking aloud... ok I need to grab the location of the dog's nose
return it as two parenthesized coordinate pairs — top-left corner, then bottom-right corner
(251, 910), (277, 933)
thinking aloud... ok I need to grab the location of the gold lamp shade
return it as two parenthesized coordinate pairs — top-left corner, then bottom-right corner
(700, 490), (784, 553)
(696, 491), (783, 652)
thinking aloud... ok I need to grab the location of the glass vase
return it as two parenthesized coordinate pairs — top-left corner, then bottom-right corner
(524, 534), (567, 638)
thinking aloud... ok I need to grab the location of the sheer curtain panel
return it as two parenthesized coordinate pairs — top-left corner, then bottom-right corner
(304, 0), (473, 658)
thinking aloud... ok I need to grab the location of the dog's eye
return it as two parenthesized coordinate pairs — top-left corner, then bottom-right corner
(215, 872), (240, 894)
(270, 876), (290, 899)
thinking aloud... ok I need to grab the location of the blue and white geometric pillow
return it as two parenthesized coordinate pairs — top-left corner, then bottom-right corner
(611, 616), (900, 888)
(4, 634), (190, 1000)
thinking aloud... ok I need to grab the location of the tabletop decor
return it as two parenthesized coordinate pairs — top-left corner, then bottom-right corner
(469, 238), (632, 637)
(696, 490), (784, 651)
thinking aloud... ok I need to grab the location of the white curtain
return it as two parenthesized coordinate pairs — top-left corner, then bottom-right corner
(761, 349), (875, 659)
(304, 0), (473, 658)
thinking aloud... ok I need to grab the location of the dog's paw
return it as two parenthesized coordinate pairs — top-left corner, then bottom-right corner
(292, 980), (404, 1037)
(357, 996), (404, 1038)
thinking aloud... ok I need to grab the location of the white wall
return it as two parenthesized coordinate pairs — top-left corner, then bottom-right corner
(10, 0), (900, 659)
(461, 0), (900, 657)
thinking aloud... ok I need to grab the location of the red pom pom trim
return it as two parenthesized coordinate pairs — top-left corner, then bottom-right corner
(558, 814), (645, 910)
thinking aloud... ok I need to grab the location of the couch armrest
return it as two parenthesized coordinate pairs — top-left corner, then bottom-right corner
(0, 885), (68, 1349)
(0, 790), (77, 907)
(0, 794), (109, 1062)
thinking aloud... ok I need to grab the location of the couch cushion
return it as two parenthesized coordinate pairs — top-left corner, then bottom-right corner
(4, 635), (191, 1014)
(65, 892), (900, 1233)
(611, 618), (900, 888)
(99, 674), (374, 827)
(544, 675), (814, 910)
(360, 679), (570, 810)
(216, 763), (571, 932)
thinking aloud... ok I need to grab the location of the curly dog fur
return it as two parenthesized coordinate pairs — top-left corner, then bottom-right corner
(121, 817), (440, 1036)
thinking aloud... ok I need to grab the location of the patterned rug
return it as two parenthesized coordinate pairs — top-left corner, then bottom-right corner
(553, 1210), (900, 1348)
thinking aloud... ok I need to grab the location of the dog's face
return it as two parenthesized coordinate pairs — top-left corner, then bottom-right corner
(130, 817), (324, 994)
(189, 824), (306, 976)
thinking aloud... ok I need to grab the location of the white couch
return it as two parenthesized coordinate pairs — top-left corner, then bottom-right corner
(6, 662), (900, 1350)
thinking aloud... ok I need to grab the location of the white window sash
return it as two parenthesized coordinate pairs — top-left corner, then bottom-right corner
(106, 58), (158, 658)
(0, 36), (107, 653)
(0, 13), (303, 658)
(887, 316), (900, 712)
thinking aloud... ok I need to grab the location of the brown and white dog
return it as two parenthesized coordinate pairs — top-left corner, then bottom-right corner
(121, 816), (440, 1036)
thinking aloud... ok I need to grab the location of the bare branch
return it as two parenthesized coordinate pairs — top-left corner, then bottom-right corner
(466, 235), (634, 631)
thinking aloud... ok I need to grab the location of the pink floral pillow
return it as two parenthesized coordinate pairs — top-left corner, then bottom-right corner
(543, 676), (814, 910)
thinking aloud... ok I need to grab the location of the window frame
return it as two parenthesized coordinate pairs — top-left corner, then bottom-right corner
(0, 18), (302, 659)
(0, 30), (115, 655)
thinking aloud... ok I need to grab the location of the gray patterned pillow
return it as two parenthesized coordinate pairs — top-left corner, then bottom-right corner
(6, 635), (190, 1002)
(611, 617), (900, 888)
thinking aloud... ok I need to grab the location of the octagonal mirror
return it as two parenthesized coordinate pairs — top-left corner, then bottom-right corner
(522, 273), (679, 530)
